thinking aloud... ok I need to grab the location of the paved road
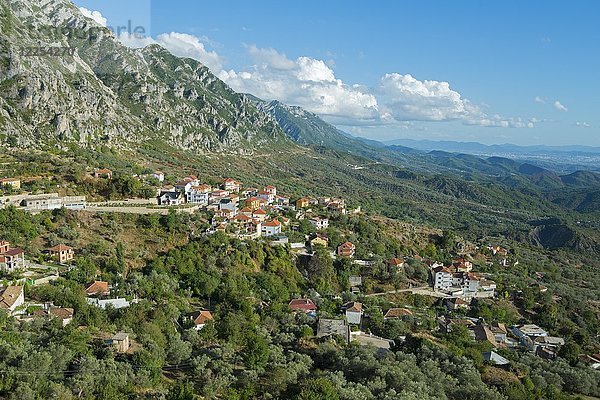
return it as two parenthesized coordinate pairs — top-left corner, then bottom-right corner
(365, 286), (448, 298)
(85, 205), (200, 215)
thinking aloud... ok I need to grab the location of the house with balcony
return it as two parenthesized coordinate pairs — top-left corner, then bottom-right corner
(0, 241), (25, 273)
(222, 178), (241, 192)
(337, 241), (355, 258)
(309, 217), (329, 230)
(48, 244), (74, 263)
(432, 265), (453, 291)
(262, 220), (282, 237)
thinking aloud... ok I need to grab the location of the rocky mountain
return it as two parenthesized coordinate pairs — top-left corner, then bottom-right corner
(255, 99), (352, 148)
(0, 0), (289, 152)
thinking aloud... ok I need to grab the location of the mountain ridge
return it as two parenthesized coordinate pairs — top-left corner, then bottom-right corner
(0, 0), (290, 152)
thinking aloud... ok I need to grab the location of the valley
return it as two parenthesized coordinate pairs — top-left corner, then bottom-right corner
(0, 0), (599, 399)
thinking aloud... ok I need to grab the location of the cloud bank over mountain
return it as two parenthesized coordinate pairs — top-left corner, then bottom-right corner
(81, 7), (538, 133)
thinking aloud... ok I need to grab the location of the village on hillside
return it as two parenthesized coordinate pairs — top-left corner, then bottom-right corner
(2, 168), (592, 369)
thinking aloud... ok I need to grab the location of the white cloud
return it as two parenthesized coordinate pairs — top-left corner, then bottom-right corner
(246, 45), (296, 70)
(113, 28), (534, 130)
(221, 46), (379, 122)
(553, 100), (568, 112)
(378, 73), (478, 121)
(78, 7), (108, 27)
(377, 73), (534, 128)
(117, 32), (225, 73)
(575, 121), (591, 128)
(154, 33), (225, 73)
(534, 96), (545, 104)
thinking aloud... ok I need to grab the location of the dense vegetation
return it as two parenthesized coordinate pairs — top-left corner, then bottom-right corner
(0, 200), (598, 399)
(1, 139), (599, 399)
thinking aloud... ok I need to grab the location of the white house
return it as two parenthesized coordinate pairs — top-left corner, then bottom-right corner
(257, 190), (275, 204)
(153, 171), (165, 182)
(187, 310), (213, 330)
(187, 185), (211, 205)
(0, 286), (24, 315)
(222, 178), (241, 192)
(344, 302), (363, 325)
(432, 266), (452, 291)
(480, 279), (497, 293)
(262, 220), (282, 236)
(209, 190), (230, 204)
(463, 273), (480, 292)
(158, 191), (185, 206)
(219, 198), (238, 215)
(275, 196), (290, 206)
(21, 195), (86, 211)
(0, 241), (25, 273)
(264, 185), (277, 196)
(86, 298), (130, 309)
(174, 180), (194, 193)
(512, 324), (548, 339)
(251, 208), (267, 222)
(309, 217), (329, 230)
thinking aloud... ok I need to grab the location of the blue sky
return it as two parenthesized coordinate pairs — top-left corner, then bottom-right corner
(75, 0), (600, 146)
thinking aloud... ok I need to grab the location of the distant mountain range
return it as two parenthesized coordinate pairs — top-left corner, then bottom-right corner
(383, 139), (600, 155)
(1, 0), (598, 254)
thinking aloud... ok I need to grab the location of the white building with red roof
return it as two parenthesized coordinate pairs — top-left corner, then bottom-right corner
(432, 265), (452, 291)
(187, 310), (213, 330)
(222, 178), (241, 192)
(262, 220), (282, 236)
(0, 241), (25, 272)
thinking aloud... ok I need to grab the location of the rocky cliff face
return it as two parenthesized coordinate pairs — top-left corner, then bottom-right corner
(256, 99), (352, 148)
(0, 0), (289, 152)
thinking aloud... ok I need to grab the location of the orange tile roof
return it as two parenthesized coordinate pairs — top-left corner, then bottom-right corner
(190, 310), (213, 325)
(48, 244), (73, 252)
(385, 308), (413, 318)
(85, 281), (109, 295)
(345, 301), (362, 312)
(263, 220), (281, 227)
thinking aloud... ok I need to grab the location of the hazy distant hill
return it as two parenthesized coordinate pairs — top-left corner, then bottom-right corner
(384, 138), (600, 155)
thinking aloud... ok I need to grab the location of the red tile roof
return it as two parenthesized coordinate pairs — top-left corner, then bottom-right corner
(190, 310), (213, 325)
(384, 308), (413, 318)
(48, 244), (73, 252)
(2, 248), (24, 256)
(263, 220), (281, 227)
(289, 298), (317, 312)
(344, 302), (362, 312)
(85, 281), (109, 295)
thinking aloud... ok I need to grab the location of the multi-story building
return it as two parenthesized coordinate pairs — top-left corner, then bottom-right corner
(0, 241), (25, 272)
(432, 266), (452, 291)
(309, 217), (329, 230)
